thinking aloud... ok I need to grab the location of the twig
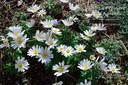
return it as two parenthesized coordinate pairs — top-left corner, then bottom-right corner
(119, 40), (128, 56)
(103, 33), (110, 38)
(66, 73), (77, 82)
(32, 0), (37, 5)
(55, 76), (57, 82)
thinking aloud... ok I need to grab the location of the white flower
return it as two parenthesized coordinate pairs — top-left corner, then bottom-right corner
(79, 79), (91, 85)
(51, 27), (62, 35)
(59, 0), (69, 3)
(37, 9), (46, 17)
(99, 58), (108, 72)
(84, 30), (95, 37)
(0, 36), (9, 48)
(53, 81), (63, 85)
(45, 38), (57, 49)
(80, 33), (90, 40)
(85, 13), (92, 18)
(92, 10), (102, 19)
(78, 59), (94, 71)
(89, 55), (96, 60)
(96, 47), (106, 55)
(52, 19), (59, 26)
(8, 25), (22, 31)
(62, 19), (74, 26)
(15, 57), (29, 72)
(62, 46), (74, 57)
(17, 0), (23, 6)
(11, 35), (28, 50)
(91, 24), (106, 31)
(33, 30), (44, 42)
(74, 44), (86, 53)
(26, 19), (35, 28)
(52, 61), (69, 76)
(42, 30), (52, 40)
(27, 4), (40, 13)
(40, 20), (55, 28)
(8, 25), (24, 38)
(69, 16), (78, 22)
(27, 45), (41, 57)
(56, 45), (66, 53)
(97, 24), (106, 31)
(90, 25), (99, 31)
(69, 3), (79, 11)
(107, 63), (121, 73)
(37, 47), (53, 64)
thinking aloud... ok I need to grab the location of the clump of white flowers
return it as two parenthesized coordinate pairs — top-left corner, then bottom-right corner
(0, 0), (123, 84)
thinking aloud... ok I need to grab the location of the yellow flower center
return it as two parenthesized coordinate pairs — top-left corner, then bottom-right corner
(78, 47), (82, 51)
(14, 33), (19, 37)
(95, 14), (99, 18)
(18, 39), (23, 45)
(46, 35), (49, 39)
(32, 8), (37, 12)
(39, 11), (43, 15)
(111, 68), (116, 73)
(18, 63), (23, 68)
(93, 27), (97, 31)
(70, 18), (74, 21)
(99, 50), (103, 54)
(87, 33), (92, 37)
(83, 65), (89, 70)
(83, 35), (87, 39)
(47, 23), (51, 27)
(42, 52), (48, 58)
(49, 41), (53, 45)
(3, 40), (8, 45)
(89, 55), (95, 60)
(59, 47), (63, 51)
(38, 35), (41, 39)
(58, 66), (64, 72)
(53, 29), (57, 33)
(66, 49), (70, 53)
(33, 50), (38, 55)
